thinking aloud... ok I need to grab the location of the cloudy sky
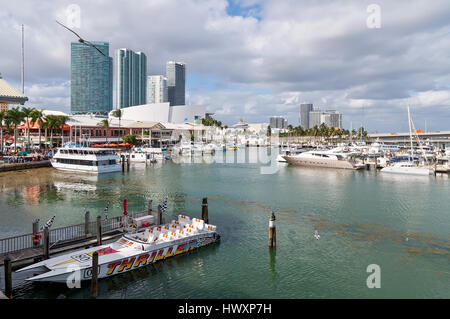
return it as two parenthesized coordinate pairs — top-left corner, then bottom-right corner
(1, 0), (450, 132)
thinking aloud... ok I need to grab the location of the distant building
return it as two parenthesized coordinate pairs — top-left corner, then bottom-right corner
(308, 110), (322, 128)
(322, 110), (342, 129)
(166, 61), (185, 106)
(147, 75), (168, 104)
(71, 41), (113, 114)
(269, 116), (288, 129)
(300, 103), (313, 128)
(115, 48), (147, 109)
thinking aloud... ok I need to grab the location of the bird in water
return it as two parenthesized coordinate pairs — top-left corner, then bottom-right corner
(314, 230), (320, 240)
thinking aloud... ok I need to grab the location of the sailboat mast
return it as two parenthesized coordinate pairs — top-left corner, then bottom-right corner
(407, 106), (413, 163)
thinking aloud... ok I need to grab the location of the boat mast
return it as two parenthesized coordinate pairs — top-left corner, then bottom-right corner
(407, 106), (413, 163)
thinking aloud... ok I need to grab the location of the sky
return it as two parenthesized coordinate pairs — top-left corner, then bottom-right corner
(1, 0), (450, 132)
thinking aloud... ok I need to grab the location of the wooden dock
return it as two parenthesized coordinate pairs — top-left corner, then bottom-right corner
(0, 160), (51, 172)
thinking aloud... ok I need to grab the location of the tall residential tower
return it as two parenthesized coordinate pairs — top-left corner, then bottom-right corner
(71, 41), (113, 114)
(300, 103), (313, 128)
(115, 48), (147, 109)
(166, 61), (185, 106)
(147, 75), (168, 104)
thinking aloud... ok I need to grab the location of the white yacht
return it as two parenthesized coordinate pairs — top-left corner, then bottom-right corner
(283, 147), (365, 170)
(380, 162), (434, 175)
(51, 147), (121, 174)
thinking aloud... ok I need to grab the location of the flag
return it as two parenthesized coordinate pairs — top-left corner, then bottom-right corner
(40, 216), (56, 231)
(161, 197), (168, 213)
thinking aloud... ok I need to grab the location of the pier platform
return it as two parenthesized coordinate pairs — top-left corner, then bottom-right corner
(0, 160), (51, 172)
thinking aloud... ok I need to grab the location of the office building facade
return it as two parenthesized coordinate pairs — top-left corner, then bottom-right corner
(147, 75), (168, 104)
(269, 116), (288, 129)
(166, 61), (185, 106)
(115, 49), (147, 109)
(300, 103), (313, 128)
(71, 41), (113, 114)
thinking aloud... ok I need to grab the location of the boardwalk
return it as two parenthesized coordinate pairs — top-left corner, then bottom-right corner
(0, 160), (51, 172)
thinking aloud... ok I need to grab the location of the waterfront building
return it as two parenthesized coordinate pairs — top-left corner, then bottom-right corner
(147, 75), (168, 104)
(269, 116), (288, 129)
(166, 61), (185, 106)
(115, 49), (147, 109)
(71, 41), (113, 114)
(300, 103), (313, 128)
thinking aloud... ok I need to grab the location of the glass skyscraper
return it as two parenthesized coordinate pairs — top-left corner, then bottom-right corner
(300, 103), (313, 128)
(71, 41), (113, 114)
(147, 75), (168, 104)
(166, 61), (185, 106)
(115, 49), (147, 109)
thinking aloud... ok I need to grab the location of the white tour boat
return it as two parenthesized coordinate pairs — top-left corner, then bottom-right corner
(380, 162), (434, 175)
(16, 215), (220, 283)
(51, 147), (121, 174)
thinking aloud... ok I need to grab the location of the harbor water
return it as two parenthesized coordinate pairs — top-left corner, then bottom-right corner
(0, 148), (449, 298)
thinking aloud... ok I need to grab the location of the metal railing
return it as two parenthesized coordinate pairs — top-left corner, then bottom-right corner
(0, 211), (150, 256)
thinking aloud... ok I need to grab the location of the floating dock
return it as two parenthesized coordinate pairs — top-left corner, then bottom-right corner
(0, 160), (51, 172)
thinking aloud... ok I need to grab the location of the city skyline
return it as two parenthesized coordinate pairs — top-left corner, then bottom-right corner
(1, 0), (450, 132)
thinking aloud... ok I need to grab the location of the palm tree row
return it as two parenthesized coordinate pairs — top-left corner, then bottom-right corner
(0, 106), (68, 154)
(281, 123), (368, 141)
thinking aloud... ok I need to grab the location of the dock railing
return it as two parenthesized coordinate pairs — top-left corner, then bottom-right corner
(0, 211), (149, 256)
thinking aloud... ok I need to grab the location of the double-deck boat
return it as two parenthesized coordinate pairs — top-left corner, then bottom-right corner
(16, 215), (220, 283)
(51, 147), (121, 174)
(283, 147), (365, 170)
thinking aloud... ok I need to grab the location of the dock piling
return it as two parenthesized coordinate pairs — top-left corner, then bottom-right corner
(90, 251), (98, 299)
(201, 197), (209, 224)
(148, 200), (152, 216)
(268, 212), (276, 248)
(157, 205), (162, 225)
(121, 155), (125, 172)
(4, 256), (12, 299)
(96, 216), (102, 246)
(127, 155), (130, 171)
(32, 220), (39, 247)
(85, 211), (91, 237)
(43, 227), (49, 259)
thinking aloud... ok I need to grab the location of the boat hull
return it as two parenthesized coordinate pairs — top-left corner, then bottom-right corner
(283, 155), (360, 170)
(19, 232), (219, 283)
(51, 162), (121, 174)
(380, 167), (434, 176)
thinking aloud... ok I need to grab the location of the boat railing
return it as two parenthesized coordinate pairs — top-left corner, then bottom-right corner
(0, 211), (150, 256)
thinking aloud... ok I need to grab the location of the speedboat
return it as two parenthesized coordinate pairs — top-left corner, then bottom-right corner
(16, 215), (220, 283)
(51, 147), (121, 174)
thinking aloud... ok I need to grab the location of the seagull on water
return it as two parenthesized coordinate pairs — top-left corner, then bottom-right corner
(55, 20), (106, 57)
(314, 230), (320, 240)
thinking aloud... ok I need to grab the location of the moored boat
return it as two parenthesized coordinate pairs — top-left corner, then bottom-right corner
(283, 147), (364, 170)
(16, 215), (220, 283)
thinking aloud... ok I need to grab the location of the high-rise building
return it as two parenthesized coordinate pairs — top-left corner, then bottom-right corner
(115, 48), (147, 109)
(269, 116), (288, 129)
(166, 61), (185, 106)
(300, 103), (313, 128)
(308, 110), (322, 128)
(71, 41), (113, 114)
(322, 110), (342, 129)
(147, 75), (168, 104)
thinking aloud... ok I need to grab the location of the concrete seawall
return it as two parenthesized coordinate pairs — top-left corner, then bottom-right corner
(0, 160), (51, 172)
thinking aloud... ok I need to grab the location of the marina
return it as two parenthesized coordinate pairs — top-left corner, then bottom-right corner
(0, 148), (449, 299)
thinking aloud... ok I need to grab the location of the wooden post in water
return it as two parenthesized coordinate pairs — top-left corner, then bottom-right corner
(43, 227), (49, 260)
(268, 212), (276, 248)
(90, 251), (98, 299)
(374, 155), (378, 171)
(85, 211), (91, 237)
(32, 220), (39, 247)
(121, 155), (125, 172)
(127, 154), (130, 171)
(4, 256), (12, 299)
(96, 216), (102, 246)
(201, 197), (209, 223)
(148, 200), (152, 215)
(157, 205), (162, 225)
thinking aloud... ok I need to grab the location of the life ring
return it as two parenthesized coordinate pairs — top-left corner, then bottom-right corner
(32, 233), (42, 243)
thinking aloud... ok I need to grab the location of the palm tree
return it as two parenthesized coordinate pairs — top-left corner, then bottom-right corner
(30, 109), (45, 151)
(45, 115), (59, 150)
(21, 107), (35, 151)
(6, 107), (24, 153)
(98, 119), (110, 143)
(112, 109), (122, 129)
(0, 110), (6, 154)
(56, 116), (68, 146)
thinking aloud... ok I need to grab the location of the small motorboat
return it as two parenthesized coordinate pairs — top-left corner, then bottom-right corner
(16, 215), (220, 283)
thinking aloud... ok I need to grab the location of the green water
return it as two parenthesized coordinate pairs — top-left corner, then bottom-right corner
(0, 148), (449, 298)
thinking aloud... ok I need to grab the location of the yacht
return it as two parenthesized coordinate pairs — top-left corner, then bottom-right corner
(283, 147), (365, 169)
(51, 147), (121, 174)
(380, 162), (434, 175)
